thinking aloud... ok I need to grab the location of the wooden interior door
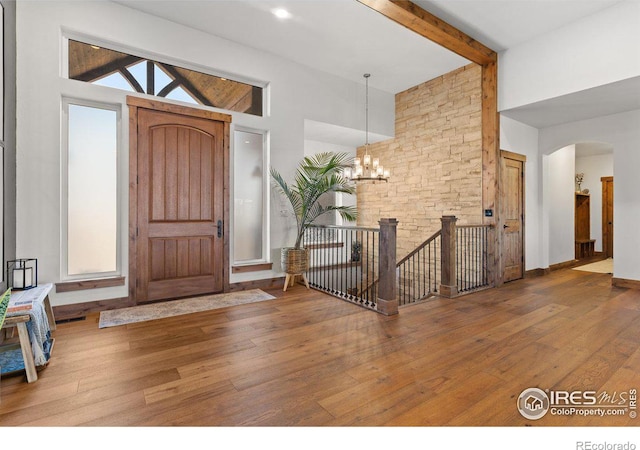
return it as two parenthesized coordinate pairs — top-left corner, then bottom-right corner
(602, 176), (614, 258)
(135, 106), (227, 303)
(499, 151), (525, 283)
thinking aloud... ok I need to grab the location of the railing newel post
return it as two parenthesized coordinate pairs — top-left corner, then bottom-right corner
(439, 215), (458, 298)
(378, 218), (399, 316)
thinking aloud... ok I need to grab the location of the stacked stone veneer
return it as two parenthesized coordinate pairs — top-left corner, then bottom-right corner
(357, 64), (483, 260)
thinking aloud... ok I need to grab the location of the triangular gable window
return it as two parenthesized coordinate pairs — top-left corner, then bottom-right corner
(165, 86), (198, 105)
(93, 72), (135, 92)
(68, 39), (263, 116)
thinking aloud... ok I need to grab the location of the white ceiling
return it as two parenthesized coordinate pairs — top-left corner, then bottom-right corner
(114, 0), (470, 94)
(115, 0), (636, 128)
(576, 142), (614, 156)
(501, 75), (640, 128)
(412, 0), (625, 52)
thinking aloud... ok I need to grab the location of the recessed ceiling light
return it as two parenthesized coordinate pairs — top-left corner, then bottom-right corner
(272, 8), (291, 19)
(90, 45), (101, 50)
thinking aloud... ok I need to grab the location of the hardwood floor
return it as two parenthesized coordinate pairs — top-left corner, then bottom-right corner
(1, 268), (639, 427)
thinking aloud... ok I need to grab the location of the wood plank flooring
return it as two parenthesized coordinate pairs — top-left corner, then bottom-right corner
(1, 268), (639, 427)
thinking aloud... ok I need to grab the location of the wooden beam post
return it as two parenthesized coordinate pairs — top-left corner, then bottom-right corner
(482, 60), (500, 286)
(356, 0), (501, 287)
(378, 218), (399, 315)
(439, 215), (458, 298)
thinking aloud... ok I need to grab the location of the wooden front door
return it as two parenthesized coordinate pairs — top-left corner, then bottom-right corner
(130, 98), (230, 303)
(602, 176), (614, 258)
(499, 151), (526, 283)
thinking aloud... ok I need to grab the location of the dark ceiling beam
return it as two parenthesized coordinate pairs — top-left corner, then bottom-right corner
(157, 63), (213, 107)
(73, 55), (143, 82)
(157, 79), (181, 98)
(119, 68), (144, 93)
(356, 0), (496, 65)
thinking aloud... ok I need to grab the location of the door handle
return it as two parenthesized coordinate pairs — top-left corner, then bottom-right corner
(503, 224), (509, 229)
(217, 220), (223, 238)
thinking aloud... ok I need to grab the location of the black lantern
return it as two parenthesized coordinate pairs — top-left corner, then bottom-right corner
(7, 258), (38, 290)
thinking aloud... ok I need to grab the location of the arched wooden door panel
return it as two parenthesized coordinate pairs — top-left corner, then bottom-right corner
(129, 98), (231, 303)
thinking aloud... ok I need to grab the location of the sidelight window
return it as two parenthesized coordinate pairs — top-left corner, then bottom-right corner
(62, 100), (120, 278)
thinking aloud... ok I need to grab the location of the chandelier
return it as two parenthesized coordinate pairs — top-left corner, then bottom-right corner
(343, 73), (389, 182)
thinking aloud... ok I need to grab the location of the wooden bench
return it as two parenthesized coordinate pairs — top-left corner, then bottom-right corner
(1, 285), (56, 383)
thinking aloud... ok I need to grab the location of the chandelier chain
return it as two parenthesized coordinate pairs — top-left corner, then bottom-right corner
(343, 73), (389, 183)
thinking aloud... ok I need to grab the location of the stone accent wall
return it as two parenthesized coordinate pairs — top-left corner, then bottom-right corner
(357, 64), (482, 260)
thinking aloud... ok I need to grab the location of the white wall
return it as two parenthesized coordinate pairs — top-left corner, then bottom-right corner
(575, 152), (613, 252)
(544, 145), (576, 266)
(499, 115), (541, 271)
(15, 1), (395, 305)
(499, 0), (640, 111)
(540, 109), (640, 281)
(304, 139), (358, 226)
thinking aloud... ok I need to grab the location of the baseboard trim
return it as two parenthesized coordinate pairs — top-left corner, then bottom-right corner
(525, 268), (551, 278)
(612, 277), (640, 290)
(229, 277), (285, 292)
(549, 259), (580, 271)
(53, 296), (133, 322)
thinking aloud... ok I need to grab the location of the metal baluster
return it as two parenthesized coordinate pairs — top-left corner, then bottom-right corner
(417, 253), (420, 301)
(457, 229), (461, 292)
(457, 230), (461, 291)
(340, 228), (345, 298)
(468, 228), (472, 290)
(466, 228), (470, 291)
(471, 227), (474, 290)
(400, 259), (405, 305)
(484, 227), (488, 286)
(474, 227), (480, 287)
(435, 236), (438, 293)
(372, 231), (376, 307)
(332, 228), (336, 294)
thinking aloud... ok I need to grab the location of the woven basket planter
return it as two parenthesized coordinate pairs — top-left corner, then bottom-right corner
(281, 248), (309, 274)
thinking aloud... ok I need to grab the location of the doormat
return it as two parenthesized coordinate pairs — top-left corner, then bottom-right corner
(98, 289), (276, 329)
(572, 258), (613, 274)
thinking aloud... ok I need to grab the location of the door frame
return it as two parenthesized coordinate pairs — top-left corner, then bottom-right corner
(498, 150), (526, 284)
(601, 176), (614, 258)
(127, 96), (232, 304)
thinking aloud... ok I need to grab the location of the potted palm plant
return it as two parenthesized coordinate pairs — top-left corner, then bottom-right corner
(270, 152), (357, 276)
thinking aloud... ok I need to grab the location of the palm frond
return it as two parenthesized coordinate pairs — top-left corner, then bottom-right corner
(271, 152), (358, 249)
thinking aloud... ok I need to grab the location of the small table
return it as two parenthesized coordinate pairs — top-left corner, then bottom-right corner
(2, 284), (55, 383)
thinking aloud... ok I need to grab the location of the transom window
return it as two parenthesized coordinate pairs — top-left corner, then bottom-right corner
(68, 39), (263, 116)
